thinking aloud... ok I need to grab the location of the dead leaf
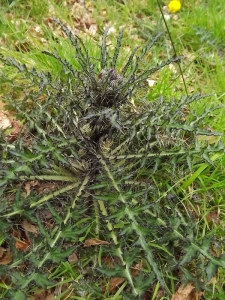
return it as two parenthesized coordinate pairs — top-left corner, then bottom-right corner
(101, 256), (121, 269)
(24, 180), (40, 197)
(29, 288), (47, 300)
(0, 274), (11, 286)
(39, 208), (52, 220)
(146, 79), (156, 87)
(206, 211), (220, 224)
(131, 262), (143, 277)
(195, 291), (204, 300)
(37, 182), (59, 194)
(7, 120), (21, 142)
(68, 251), (78, 264)
(0, 111), (11, 130)
(107, 277), (126, 293)
(21, 219), (39, 235)
(88, 23), (98, 36)
(24, 183), (31, 197)
(0, 251), (13, 265)
(83, 238), (110, 247)
(44, 294), (55, 300)
(164, 13), (171, 21)
(0, 247), (4, 258)
(169, 63), (178, 74)
(15, 239), (30, 251)
(171, 283), (202, 300)
(106, 27), (116, 35)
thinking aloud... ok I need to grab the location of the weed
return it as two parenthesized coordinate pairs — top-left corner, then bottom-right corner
(0, 16), (225, 299)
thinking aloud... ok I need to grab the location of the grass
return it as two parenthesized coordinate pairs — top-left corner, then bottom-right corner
(1, 0), (225, 299)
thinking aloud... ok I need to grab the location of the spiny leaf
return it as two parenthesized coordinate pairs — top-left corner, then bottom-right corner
(52, 17), (86, 67)
(49, 246), (75, 263)
(111, 28), (124, 68)
(121, 46), (139, 76)
(134, 272), (156, 295)
(101, 27), (110, 69)
(42, 50), (79, 78)
(9, 290), (26, 300)
(1, 20), (225, 298)
(139, 32), (163, 60)
(206, 261), (219, 281)
(32, 273), (54, 289)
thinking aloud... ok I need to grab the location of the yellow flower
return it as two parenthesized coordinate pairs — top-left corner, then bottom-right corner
(168, 0), (181, 13)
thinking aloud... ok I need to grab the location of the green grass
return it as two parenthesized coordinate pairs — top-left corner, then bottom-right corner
(1, 0), (225, 299)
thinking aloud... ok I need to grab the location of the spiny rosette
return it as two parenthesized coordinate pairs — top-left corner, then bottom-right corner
(92, 68), (125, 108)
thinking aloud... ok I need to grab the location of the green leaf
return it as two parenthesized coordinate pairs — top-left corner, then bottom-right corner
(33, 272), (54, 288)
(205, 261), (218, 281)
(98, 264), (126, 277)
(179, 243), (198, 266)
(14, 186), (23, 210)
(10, 290), (26, 300)
(135, 272), (155, 295)
(101, 27), (109, 69)
(13, 272), (32, 289)
(61, 223), (90, 239)
(10, 149), (43, 162)
(111, 28), (124, 68)
(50, 246), (74, 263)
(46, 203), (62, 224)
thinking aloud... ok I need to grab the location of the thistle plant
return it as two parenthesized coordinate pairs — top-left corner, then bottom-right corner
(0, 18), (224, 298)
